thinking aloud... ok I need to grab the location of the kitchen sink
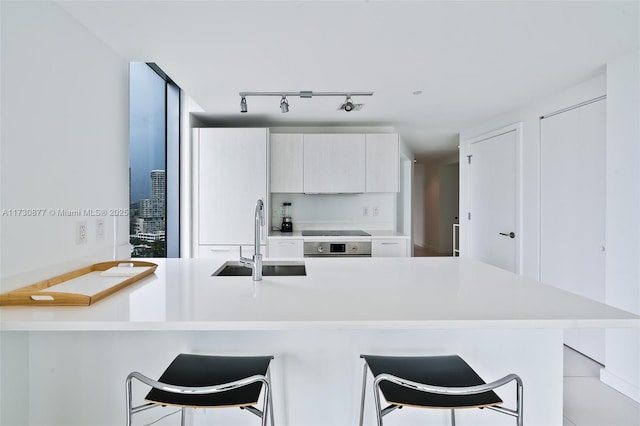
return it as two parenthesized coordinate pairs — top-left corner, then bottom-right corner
(212, 261), (306, 277)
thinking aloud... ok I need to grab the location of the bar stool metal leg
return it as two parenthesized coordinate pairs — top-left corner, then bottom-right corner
(267, 369), (275, 426)
(359, 363), (368, 426)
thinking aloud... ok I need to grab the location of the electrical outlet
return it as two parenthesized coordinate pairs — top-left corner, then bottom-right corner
(76, 221), (88, 244)
(96, 218), (105, 240)
(363, 207), (369, 216)
(372, 206), (379, 216)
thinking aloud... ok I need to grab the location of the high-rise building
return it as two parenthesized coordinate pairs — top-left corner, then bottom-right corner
(132, 170), (166, 237)
(150, 170), (165, 202)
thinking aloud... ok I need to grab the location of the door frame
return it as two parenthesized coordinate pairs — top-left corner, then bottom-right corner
(462, 122), (523, 274)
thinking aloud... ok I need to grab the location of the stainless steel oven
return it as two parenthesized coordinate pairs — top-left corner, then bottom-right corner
(302, 230), (372, 257)
(303, 241), (372, 257)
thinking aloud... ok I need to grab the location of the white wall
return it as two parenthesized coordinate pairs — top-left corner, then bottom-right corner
(459, 51), (640, 401)
(270, 193), (395, 231)
(0, 1), (130, 292)
(179, 95), (204, 258)
(0, 2), (130, 423)
(412, 162), (426, 248)
(459, 74), (607, 281)
(602, 50), (640, 402)
(397, 137), (415, 243)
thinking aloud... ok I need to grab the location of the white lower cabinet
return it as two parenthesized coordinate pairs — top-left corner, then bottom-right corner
(268, 238), (304, 258)
(198, 245), (266, 261)
(372, 238), (408, 257)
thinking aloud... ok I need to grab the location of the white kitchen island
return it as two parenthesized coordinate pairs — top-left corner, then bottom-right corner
(1, 257), (638, 425)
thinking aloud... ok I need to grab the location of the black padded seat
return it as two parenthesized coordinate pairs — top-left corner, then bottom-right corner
(126, 353), (275, 426)
(362, 355), (502, 409)
(359, 354), (523, 426)
(145, 354), (273, 408)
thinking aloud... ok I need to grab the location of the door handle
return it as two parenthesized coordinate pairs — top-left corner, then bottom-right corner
(499, 232), (516, 239)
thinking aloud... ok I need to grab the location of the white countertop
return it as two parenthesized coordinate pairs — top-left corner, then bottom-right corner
(269, 230), (409, 239)
(1, 257), (637, 331)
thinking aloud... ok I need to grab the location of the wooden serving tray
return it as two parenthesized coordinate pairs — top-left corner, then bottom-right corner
(0, 260), (157, 306)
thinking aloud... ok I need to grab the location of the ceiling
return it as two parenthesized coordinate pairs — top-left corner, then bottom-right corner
(57, 1), (639, 160)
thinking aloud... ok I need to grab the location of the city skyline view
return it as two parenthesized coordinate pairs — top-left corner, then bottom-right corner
(129, 62), (168, 257)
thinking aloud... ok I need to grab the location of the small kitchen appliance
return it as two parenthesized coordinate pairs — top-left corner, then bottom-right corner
(281, 202), (293, 232)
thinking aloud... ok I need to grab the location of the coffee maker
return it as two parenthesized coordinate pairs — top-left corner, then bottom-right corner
(281, 202), (293, 232)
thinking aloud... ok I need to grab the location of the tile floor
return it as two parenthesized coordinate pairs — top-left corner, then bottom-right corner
(563, 345), (640, 426)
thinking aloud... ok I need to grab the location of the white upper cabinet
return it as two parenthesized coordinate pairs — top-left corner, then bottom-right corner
(366, 133), (399, 192)
(197, 128), (267, 245)
(270, 134), (304, 193)
(303, 134), (366, 193)
(269, 132), (399, 194)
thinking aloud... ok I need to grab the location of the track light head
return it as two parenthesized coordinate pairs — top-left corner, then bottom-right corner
(280, 97), (289, 113)
(240, 97), (248, 113)
(343, 96), (354, 112)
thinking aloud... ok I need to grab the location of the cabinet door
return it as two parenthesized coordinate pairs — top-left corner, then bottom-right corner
(270, 134), (304, 193)
(372, 238), (408, 257)
(268, 238), (304, 258)
(366, 134), (399, 192)
(198, 128), (267, 245)
(303, 134), (365, 193)
(198, 245), (265, 260)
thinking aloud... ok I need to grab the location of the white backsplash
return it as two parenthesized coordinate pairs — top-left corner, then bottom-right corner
(270, 193), (396, 232)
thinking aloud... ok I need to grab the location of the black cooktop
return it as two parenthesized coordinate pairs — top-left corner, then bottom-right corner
(301, 230), (371, 237)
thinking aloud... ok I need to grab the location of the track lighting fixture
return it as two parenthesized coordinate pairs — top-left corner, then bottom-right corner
(238, 91), (373, 113)
(280, 97), (289, 113)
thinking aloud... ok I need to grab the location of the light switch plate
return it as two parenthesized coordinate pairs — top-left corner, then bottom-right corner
(96, 218), (105, 240)
(76, 221), (88, 244)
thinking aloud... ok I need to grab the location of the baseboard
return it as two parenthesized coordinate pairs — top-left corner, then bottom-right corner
(600, 368), (640, 403)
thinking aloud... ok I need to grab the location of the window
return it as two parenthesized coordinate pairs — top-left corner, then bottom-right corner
(129, 63), (180, 257)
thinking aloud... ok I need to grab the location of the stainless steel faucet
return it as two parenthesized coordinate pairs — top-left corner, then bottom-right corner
(240, 199), (265, 281)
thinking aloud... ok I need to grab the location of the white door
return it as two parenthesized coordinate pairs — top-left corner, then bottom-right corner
(540, 98), (606, 362)
(468, 127), (518, 272)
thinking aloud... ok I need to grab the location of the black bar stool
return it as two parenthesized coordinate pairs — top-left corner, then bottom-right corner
(126, 354), (275, 426)
(359, 354), (523, 426)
